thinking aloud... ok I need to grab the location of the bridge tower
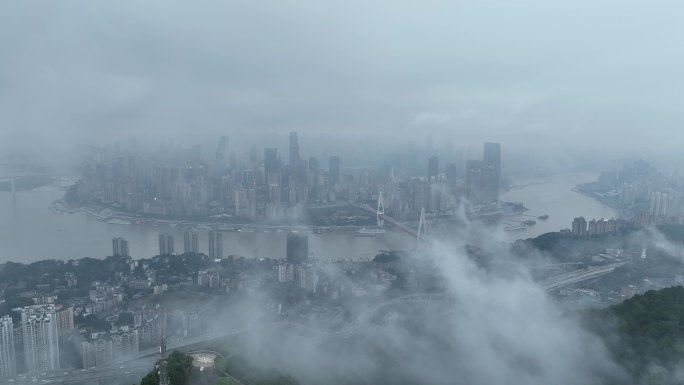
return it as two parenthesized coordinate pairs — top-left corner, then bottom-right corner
(417, 207), (428, 247)
(377, 191), (385, 227)
(158, 336), (170, 385)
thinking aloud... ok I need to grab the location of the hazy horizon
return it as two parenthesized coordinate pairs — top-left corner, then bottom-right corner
(2, 0), (684, 161)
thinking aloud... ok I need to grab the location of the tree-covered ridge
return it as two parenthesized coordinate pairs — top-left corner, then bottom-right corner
(136, 349), (299, 385)
(214, 352), (300, 385)
(602, 286), (684, 381)
(609, 286), (684, 359)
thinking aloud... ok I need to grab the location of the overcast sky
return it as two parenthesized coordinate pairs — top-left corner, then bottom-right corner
(1, 0), (683, 157)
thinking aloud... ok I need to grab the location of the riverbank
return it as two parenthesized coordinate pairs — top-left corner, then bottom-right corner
(1, 187), (414, 263)
(499, 173), (619, 240)
(574, 183), (626, 215)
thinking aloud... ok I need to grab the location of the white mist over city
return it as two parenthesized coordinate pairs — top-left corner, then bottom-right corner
(2, 1), (684, 385)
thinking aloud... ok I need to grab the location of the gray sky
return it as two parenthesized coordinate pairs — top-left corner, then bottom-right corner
(1, 0), (683, 155)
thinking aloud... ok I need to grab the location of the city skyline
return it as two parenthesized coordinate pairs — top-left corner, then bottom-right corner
(3, 1), (684, 384)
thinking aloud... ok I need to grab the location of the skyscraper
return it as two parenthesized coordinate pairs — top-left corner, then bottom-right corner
(289, 132), (300, 183)
(264, 148), (279, 186)
(0, 315), (16, 377)
(329, 156), (341, 187)
(208, 231), (223, 259)
(286, 232), (308, 265)
(465, 160), (485, 204)
(183, 231), (199, 254)
(21, 305), (60, 374)
(308, 157), (319, 185)
(446, 162), (458, 188)
(112, 237), (129, 257)
(158, 233), (174, 255)
(428, 156), (439, 179)
(483, 142), (501, 202)
(214, 135), (229, 175)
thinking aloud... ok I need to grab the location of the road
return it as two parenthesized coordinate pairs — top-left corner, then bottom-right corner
(5, 361), (153, 385)
(540, 262), (625, 291)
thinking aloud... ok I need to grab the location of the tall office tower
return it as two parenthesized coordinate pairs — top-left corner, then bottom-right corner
(183, 231), (199, 254)
(208, 231), (223, 259)
(213, 135), (229, 175)
(446, 163), (458, 188)
(307, 156), (320, 200)
(483, 142), (501, 201)
(112, 237), (129, 257)
(264, 148), (279, 185)
(286, 232), (308, 265)
(213, 135), (228, 177)
(21, 305), (60, 374)
(158, 233), (174, 255)
(465, 160), (485, 204)
(428, 156), (439, 179)
(0, 315), (16, 377)
(289, 132), (301, 183)
(308, 156), (319, 175)
(329, 156), (341, 187)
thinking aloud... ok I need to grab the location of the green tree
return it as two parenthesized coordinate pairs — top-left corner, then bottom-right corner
(115, 311), (134, 326)
(140, 371), (158, 385)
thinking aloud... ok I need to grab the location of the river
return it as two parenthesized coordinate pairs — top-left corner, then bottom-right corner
(499, 173), (619, 240)
(0, 173), (616, 263)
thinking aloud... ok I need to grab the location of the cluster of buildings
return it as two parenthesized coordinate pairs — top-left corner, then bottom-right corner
(571, 217), (628, 237)
(0, 225), (413, 377)
(112, 229), (221, 259)
(80, 304), (170, 368)
(466, 142), (501, 204)
(276, 232), (318, 292)
(0, 305), (74, 377)
(74, 136), (503, 221)
(374, 142), (502, 219)
(75, 133), (346, 219)
(590, 160), (684, 226)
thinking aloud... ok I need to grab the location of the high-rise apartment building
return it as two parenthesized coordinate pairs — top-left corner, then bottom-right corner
(158, 233), (174, 255)
(55, 306), (74, 336)
(572, 217), (588, 236)
(208, 231), (223, 259)
(183, 231), (199, 254)
(112, 237), (129, 257)
(20, 305), (60, 374)
(0, 315), (16, 377)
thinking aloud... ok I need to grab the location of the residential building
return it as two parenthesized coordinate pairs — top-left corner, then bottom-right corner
(20, 305), (60, 374)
